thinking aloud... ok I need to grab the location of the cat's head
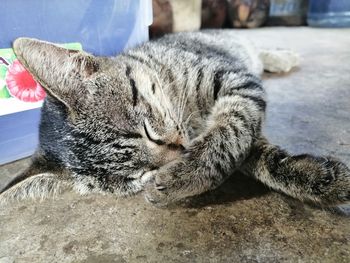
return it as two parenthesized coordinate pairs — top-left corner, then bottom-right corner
(13, 38), (188, 185)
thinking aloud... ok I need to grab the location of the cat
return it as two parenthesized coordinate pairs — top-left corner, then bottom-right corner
(1, 31), (349, 207)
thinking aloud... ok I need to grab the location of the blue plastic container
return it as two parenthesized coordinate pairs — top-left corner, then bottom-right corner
(0, 110), (42, 164)
(268, 0), (308, 26)
(0, 0), (152, 165)
(308, 0), (350, 27)
(0, 0), (152, 56)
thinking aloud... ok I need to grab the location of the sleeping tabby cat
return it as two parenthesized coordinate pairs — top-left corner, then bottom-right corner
(1, 31), (349, 207)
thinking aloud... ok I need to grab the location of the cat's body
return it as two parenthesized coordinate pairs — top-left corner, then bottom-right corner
(1, 31), (349, 207)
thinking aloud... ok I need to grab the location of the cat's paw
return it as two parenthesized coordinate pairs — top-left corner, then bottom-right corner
(290, 155), (350, 206)
(313, 157), (350, 206)
(144, 160), (189, 207)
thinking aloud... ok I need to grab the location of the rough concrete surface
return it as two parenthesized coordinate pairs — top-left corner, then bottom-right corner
(1, 28), (350, 263)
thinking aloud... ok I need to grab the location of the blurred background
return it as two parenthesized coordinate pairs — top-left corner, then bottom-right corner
(150, 0), (350, 38)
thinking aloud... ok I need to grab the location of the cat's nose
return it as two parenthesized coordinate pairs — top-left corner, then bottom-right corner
(167, 136), (187, 152)
(167, 143), (185, 152)
(175, 136), (185, 147)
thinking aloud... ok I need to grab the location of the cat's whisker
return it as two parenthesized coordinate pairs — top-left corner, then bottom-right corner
(177, 84), (186, 122)
(179, 84), (187, 118)
(184, 110), (201, 126)
(179, 82), (192, 124)
(179, 82), (189, 123)
(152, 72), (178, 122)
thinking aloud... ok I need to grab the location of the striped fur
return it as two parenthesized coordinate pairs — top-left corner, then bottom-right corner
(0, 31), (348, 207)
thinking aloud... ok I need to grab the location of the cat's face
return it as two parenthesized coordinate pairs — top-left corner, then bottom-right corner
(14, 38), (188, 179)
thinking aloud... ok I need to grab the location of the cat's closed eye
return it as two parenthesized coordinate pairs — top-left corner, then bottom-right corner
(143, 120), (166, 145)
(143, 119), (185, 151)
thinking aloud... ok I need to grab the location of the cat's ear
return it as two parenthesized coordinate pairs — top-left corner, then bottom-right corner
(13, 38), (99, 108)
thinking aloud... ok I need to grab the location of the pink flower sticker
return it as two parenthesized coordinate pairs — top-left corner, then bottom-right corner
(5, 59), (46, 102)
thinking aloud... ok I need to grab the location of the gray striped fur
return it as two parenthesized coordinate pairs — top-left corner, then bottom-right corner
(0, 31), (348, 207)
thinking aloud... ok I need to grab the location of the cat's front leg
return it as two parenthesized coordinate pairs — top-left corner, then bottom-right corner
(145, 95), (264, 206)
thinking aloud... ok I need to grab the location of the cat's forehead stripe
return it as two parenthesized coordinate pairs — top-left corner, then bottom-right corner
(125, 66), (138, 107)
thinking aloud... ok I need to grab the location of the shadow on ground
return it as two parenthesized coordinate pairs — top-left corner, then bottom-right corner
(182, 173), (270, 208)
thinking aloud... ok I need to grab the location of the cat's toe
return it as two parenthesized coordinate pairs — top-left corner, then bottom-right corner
(155, 183), (167, 191)
(313, 157), (350, 206)
(144, 194), (157, 205)
(143, 178), (169, 207)
(144, 185), (169, 207)
(144, 174), (178, 207)
(143, 160), (191, 206)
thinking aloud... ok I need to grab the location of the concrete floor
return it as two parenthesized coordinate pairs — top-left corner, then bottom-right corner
(1, 28), (350, 263)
